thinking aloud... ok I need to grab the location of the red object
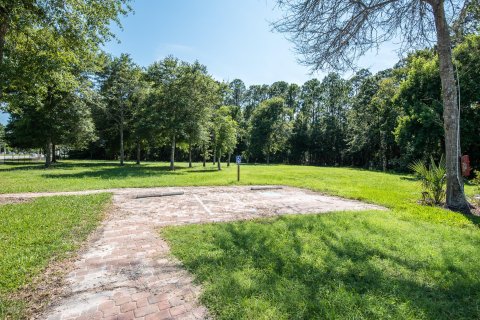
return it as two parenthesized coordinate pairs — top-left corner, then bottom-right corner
(461, 155), (471, 177)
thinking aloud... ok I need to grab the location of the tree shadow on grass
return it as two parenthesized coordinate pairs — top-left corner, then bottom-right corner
(172, 216), (480, 319)
(464, 211), (480, 227)
(41, 165), (188, 180)
(0, 163), (45, 171)
(192, 169), (223, 173)
(0, 161), (122, 172)
(400, 176), (417, 181)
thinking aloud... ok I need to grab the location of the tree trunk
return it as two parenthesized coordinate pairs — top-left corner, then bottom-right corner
(45, 138), (52, 168)
(0, 19), (8, 74)
(431, 1), (470, 213)
(381, 132), (387, 172)
(227, 153), (231, 167)
(213, 145), (216, 165)
(217, 151), (222, 171)
(51, 144), (57, 163)
(136, 140), (141, 165)
(119, 123), (124, 166)
(266, 152), (270, 165)
(188, 142), (192, 168)
(170, 135), (176, 171)
(203, 143), (207, 167)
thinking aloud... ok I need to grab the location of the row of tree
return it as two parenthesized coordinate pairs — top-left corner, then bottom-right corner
(271, 0), (478, 215)
(3, 36), (480, 173)
(1, 1), (479, 175)
(93, 54), (238, 170)
(1, 0), (478, 213)
(225, 35), (480, 172)
(0, 0), (132, 165)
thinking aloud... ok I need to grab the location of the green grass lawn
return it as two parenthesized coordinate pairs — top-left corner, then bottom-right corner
(151, 162), (478, 320)
(163, 212), (480, 320)
(0, 160), (476, 198)
(1, 160), (479, 319)
(0, 193), (111, 319)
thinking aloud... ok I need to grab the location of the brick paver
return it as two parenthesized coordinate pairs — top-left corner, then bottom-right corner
(0, 186), (384, 320)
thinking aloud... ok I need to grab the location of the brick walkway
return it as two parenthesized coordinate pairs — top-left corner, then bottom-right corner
(1, 186), (384, 320)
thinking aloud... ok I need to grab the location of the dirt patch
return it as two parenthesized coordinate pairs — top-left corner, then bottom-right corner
(0, 197), (32, 205)
(471, 203), (480, 216)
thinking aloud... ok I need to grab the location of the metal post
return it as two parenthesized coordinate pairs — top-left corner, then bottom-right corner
(236, 155), (241, 182)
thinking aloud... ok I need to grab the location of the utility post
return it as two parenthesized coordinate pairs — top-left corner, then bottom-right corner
(236, 155), (241, 182)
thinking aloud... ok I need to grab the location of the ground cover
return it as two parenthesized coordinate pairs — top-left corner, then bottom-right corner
(155, 163), (480, 319)
(0, 194), (111, 318)
(0, 161), (475, 199)
(1, 160), (479, 319)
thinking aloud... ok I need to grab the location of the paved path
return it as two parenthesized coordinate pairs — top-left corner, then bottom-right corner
(1, 186), (384, 320)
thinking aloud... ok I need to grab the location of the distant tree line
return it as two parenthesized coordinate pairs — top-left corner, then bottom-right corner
(65, 34), (478, 173)
(1, 1), (479, 174)
(3, 37), (480, 172)
(221, 37), (480, 172)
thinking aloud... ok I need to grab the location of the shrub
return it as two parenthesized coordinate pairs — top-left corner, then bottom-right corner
(473, 170), (480, 206)
(409, 156), (446, 206)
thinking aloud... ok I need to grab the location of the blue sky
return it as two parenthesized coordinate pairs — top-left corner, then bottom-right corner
(0, 0), (402, 125)
(104, 0), (400, 86)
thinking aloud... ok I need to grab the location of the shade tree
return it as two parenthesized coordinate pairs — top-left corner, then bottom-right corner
(212, 106), (238, 170)
(146, 57), (222, 170)
(98, 54), (144, 166)
(249, 97), (292, 164)
(225, 79), (246, 107)
(183, 62), (222, 168)
(274, 0), (474, 212)
(6, 78), (96, 167)
(3, 26), (99, 167)
(0, 0), (131, 97)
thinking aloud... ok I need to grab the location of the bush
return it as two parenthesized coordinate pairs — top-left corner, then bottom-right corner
(409, 156), (446, 206)
(473, 170), (480, 206)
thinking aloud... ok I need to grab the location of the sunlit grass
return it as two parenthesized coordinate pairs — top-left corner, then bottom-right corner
(0, 194), (111, 318)
(1, 160), (479, 319)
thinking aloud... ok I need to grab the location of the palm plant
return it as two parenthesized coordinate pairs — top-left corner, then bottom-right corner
(409, 156), (446, 206)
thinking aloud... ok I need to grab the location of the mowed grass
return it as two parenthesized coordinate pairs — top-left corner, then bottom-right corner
(0, 194), (111, 318)
(1, 160), (479, 319)
(163, 212), (480, 319)
(0, 160), (476, 198)
(151, 162), (478, 319)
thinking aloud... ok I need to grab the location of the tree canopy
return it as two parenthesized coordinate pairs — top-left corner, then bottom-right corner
(273, 0), (477, 212)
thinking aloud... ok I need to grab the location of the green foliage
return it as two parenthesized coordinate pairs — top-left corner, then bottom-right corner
(212, 106), (238, 169)
(454, 35), (480, 168)
(409, 156), (446, 205)
(346, 71), (400, 170)
(0, 0), (131, 166)
(97, 53), (144, 164)
(159, 160), (480, 319)
(182, 61), (223, 150)
(0, 193), (111, 318)
(145, 57), (222, 168)
(0, 123), (5, 146)
(249, 97), (291, 163)
(164, 211), (480, 320)
(6, 78), (97, 150)
(0, 0), (132, 73)
(473, 171), (480, 206)
(225, 79), (246, 107)
(290, 73), (350, 165)
(393, 51), (444, 168)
